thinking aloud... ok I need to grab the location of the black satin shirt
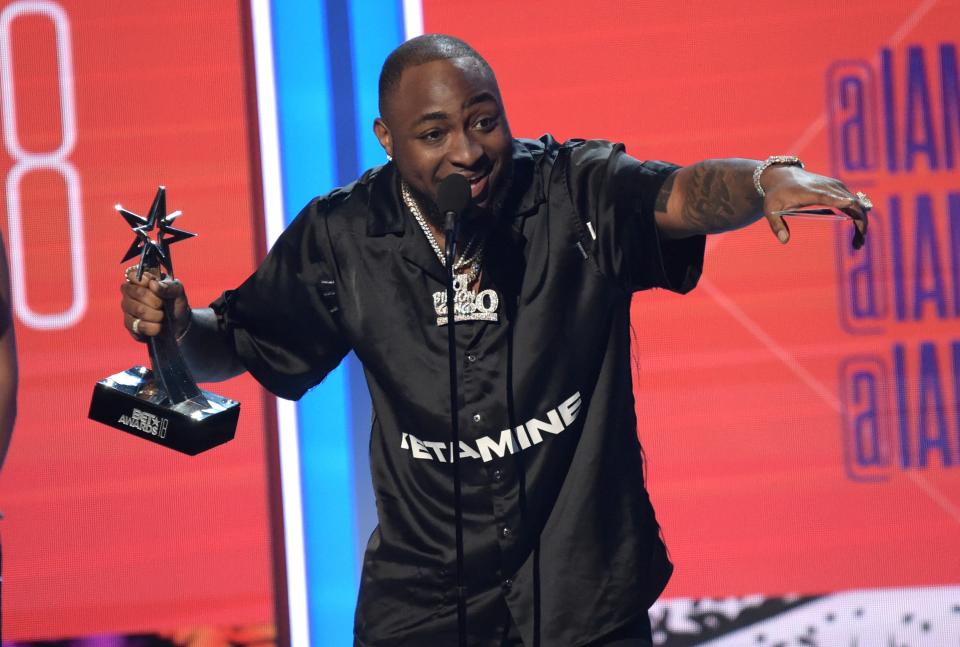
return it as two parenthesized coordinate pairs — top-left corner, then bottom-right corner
(212, 136), (705, 646)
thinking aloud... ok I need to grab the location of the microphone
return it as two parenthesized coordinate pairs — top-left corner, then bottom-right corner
(435, 172), (472, 646)
(437, 174), (471, 248)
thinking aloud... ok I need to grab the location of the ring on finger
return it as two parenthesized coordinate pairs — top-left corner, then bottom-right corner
(855, 191), (873, 211)
(132, 318), (141, 335)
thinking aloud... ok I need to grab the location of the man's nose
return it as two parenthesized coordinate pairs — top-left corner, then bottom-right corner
(447, 131), (483, 167)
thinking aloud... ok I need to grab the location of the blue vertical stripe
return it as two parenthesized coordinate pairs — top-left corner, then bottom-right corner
(325, 0), (360, 182)
(271, 1), (336, 208)
(348, 0), (405, 170)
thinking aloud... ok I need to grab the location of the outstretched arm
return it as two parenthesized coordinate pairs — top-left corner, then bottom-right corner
(654, 159), (869, 248)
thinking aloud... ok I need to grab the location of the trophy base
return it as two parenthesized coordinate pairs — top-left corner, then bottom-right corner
(88, 366), (240, 455)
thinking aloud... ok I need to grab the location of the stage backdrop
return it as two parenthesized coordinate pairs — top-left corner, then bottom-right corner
(2, 1), (960, 646)
(0, 0), (278, 642)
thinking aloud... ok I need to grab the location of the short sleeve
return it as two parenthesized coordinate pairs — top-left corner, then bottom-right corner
(566, 140), (705, 293)
(210, 200), (350, 400)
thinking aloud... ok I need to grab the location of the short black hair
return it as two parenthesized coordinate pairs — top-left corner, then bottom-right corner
(378, 34), (495, 117)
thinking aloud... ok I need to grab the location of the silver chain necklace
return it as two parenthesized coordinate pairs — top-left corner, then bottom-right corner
(401, 180), (484, 283)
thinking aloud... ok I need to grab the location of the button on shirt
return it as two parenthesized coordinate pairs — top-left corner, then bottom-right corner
(212, 136), (705, 647)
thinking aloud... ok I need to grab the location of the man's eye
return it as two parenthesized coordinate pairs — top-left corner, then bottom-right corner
(420, 130), (444, 142)
(473, 117), (497, 131)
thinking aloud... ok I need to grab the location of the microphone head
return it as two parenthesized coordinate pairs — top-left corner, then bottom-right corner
(437, 174), (471, 215)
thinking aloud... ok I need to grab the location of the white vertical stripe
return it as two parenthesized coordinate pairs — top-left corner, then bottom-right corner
(402, 0), (423, 39)
(250, 2), (311, 647)
(251, 0), (287, 250)
(276, 396), (309, 647)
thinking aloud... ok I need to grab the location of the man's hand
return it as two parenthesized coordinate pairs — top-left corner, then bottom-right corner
(759, 165), (869, 249)
(120, 266), (191, 340)
(119, 268), (244, 383)
(655, 159), (870, 250)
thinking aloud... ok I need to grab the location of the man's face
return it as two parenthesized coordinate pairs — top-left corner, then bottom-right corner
(374, 57), (512, 218)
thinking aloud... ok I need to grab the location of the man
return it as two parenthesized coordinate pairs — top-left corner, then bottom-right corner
(120, 35), (868, 647)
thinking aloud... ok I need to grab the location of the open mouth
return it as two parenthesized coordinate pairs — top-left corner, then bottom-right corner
(465, 169), (491, 201)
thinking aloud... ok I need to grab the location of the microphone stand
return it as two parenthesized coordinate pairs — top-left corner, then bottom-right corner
(443, 210), (468, 647)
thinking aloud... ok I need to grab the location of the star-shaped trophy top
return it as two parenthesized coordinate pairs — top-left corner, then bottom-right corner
(117, 186), (196, 281)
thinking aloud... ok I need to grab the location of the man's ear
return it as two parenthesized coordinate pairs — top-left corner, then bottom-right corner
(373, 118), (393, 159)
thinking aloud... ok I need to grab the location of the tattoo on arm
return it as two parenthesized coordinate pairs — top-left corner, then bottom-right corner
(679, 160), (763, 234)
(655, 170), (677, 214)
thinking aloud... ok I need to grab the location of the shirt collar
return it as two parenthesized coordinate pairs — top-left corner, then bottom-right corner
(506, 138), (542, 217)
(364, 164), (405, 237)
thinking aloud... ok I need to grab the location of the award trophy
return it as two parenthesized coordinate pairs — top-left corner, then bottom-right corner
(88, 187), (239, 455)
